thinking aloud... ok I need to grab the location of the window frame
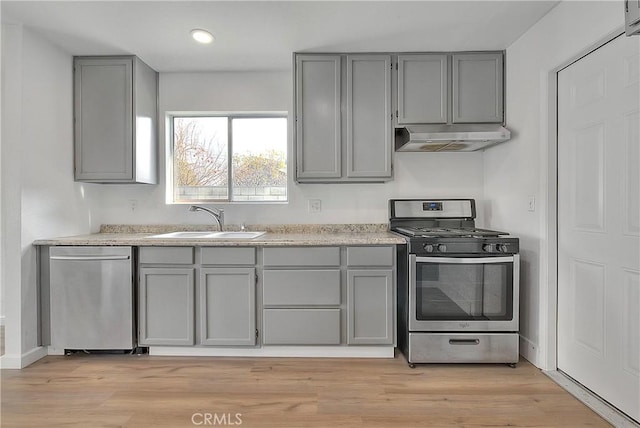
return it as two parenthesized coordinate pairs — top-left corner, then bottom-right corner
(167, 112), (288, 204)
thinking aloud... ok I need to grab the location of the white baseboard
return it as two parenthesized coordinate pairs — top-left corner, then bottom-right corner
(545, 370), (639, 427)
(149, 346), (395, 358)
(519, 335), (539, 366)
(0, 346), (48, 369)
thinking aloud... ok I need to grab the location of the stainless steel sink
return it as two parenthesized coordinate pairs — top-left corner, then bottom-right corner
(206, 231), (266, 239)
(150, 231), (266, 239)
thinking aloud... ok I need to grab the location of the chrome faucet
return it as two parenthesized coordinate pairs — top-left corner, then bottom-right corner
(189, 205), (224, 231)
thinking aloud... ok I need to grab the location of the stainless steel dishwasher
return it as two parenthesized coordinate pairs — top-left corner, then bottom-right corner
(49, 246), (135, 350)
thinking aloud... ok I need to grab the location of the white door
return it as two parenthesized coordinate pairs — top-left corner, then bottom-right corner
(558, 34), (640, 421)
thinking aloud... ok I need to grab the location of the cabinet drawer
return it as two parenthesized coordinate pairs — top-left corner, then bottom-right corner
(408, 333), (519, 364)
(263, 270), (341, 306)
(263, 309), (341, 345)
(346, 246), (394, 266)
(201, 247), (255, 265)
(139, 247), (194, 264)
(263, 247), (340, 266)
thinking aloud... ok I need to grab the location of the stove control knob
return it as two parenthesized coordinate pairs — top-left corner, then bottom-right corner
(496, 244), (508, 253)
(437, 244), (447, 253)
(423, 244), (434, 253)
(482, 244), (493, 252)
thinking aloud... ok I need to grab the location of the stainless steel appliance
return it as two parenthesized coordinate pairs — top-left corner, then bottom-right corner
(395, 124), (511, 152)
(49, 246), (135, 350)
(390, 199), (519, 367)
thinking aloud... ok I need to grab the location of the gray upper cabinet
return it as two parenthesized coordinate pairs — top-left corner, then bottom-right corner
(295, 54), (342, 180)
(397, 54), (448, 125)
(346, 55), (392, 179)
(396, 51), (504, 125)
(74, 56), (158, 184)
(294, 53), (392, 182)
(452, 53), (504, 123)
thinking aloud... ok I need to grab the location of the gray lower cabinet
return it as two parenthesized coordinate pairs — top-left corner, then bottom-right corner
(200, 268), (256, 346)
(138, 267), (195, 346)
(74, 55), (158, 184)
(263, 246), (340, 267)
(262, 270), (341, 306)
(138, 246), (258, 348)
(262, 246), (343, 345)
(346, 246), (394, 345)
(263, 309), (341, 345)
(135, 245), (395, 349)
(294, 53), (392, 182)
(347, 269), (394, 345)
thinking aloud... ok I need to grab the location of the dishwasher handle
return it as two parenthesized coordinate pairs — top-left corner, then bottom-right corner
(50, 255), (131, 261)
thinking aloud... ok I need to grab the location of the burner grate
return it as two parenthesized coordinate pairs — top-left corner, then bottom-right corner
(394, 226), (508, 238)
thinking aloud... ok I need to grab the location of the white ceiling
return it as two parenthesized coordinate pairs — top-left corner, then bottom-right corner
(1, 1), (559, 72)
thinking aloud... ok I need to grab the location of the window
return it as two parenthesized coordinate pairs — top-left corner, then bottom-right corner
(170, 114), (287, 203)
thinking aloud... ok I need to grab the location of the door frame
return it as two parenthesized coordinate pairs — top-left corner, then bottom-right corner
(543, 27), (626, 372)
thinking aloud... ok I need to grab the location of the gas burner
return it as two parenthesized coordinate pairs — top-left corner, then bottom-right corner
(389, 199), (518, 255)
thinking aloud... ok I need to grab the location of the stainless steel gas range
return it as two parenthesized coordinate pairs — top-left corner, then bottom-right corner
(390, 199), (520, 368)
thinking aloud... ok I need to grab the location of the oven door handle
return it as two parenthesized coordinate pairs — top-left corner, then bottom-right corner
(415, 256), (514, 264)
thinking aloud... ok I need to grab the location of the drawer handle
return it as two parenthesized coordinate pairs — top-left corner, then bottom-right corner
(51, 255), (130, 261)
(449, 339), (480, 345)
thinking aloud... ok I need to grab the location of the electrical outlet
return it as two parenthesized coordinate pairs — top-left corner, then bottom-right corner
(308, 199), (322, 213)
(128, 199), (137, 212)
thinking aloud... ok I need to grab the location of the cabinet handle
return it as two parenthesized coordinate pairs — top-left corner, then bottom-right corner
(449, 339), (480, 345)
(51, 255), (131, 261)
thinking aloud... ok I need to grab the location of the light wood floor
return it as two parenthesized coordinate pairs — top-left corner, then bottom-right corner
(1, 352), (610, 427)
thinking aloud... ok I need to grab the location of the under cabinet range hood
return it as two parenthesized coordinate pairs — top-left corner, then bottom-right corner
(395, 124), (511, 152)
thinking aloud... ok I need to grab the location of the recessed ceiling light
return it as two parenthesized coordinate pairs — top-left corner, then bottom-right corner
(190, 29), (214, 44)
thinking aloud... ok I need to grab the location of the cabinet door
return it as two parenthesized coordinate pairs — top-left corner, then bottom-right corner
(397, 54), (448, 125)
(347, 269), (393, 345)
(452, 53), (504, 123)
(200, 268), (256, 346)
(295, 55), (342, 179)
(346, 55), (392, 178)
(74, 57), (133, 181)
(139, 267), (194, 346)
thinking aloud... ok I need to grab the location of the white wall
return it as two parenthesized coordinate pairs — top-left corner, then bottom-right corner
(483, 1), (623, 369)
(0, 25), (2, 327)
(96, 71), (486, 227)
(0, 24), (102, 368)
(1, 23), (24, 358)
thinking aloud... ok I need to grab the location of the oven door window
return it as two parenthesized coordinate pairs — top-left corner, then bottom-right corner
(415, 261), (513, 321)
